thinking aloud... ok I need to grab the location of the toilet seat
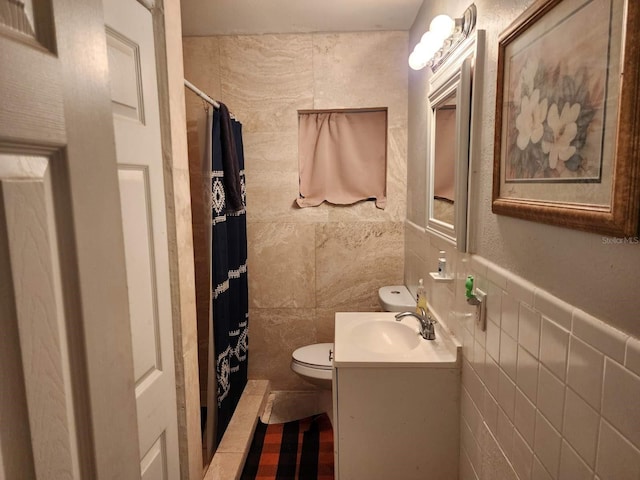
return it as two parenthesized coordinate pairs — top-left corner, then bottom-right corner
(291, 343), (333, 370)
(291, 343), (333, 384)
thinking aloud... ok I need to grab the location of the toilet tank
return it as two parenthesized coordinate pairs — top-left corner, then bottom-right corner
(378, 285), (415, 312)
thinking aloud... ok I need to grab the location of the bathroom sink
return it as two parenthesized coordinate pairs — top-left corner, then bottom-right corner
(348, 320), (420, 354)
(333, 312), (462, 480)
(334, 312), (460, 366)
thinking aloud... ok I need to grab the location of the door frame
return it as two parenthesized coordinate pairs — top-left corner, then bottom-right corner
(142, 0), (202, 478)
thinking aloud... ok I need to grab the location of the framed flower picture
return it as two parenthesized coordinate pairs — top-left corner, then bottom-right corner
(492, 0), (640, 236)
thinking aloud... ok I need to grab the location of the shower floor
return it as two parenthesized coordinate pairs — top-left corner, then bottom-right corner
(261, 391), (327, 424)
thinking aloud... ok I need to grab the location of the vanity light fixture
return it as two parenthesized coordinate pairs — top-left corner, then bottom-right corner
(408, 4), (477, 72)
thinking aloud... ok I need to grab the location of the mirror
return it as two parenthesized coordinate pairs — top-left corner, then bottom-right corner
(432, 92), (457, 226)
(426, 30), (484, 252)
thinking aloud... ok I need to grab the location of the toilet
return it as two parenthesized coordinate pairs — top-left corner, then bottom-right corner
(290, 342), (333, 389)
(377, 285), (416, 312)
(290, 285), (415, 388)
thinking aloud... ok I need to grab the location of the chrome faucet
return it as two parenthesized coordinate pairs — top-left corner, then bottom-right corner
(395, 307), (436, 340)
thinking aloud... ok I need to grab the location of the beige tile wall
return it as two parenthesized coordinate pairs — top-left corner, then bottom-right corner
(163, 1), (203, 477)
(405, 222), (640, 480)
(183, 31), (408, 390)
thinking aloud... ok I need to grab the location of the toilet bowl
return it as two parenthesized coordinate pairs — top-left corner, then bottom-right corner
(290, 342), (333, 389)
(290, 285), (415, 389)
(290, 286), (415, 425)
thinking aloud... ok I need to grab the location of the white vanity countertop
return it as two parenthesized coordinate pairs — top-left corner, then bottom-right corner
(333, 311), (461, 368)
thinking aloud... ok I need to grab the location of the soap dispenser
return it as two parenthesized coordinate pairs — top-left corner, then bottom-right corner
(416, 278), (428, 315)
(438, 251), (447, 277)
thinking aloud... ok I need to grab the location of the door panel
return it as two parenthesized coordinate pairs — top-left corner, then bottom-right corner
(106, 28), (145, 122)
(0, 0), (141, 477)
(104, 0), (180, 477)
(140, 435), (168, 480)
(0, 153), (79, 479)
(118, 166), (162, 383)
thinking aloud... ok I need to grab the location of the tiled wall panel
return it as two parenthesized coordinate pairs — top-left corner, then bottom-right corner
(406, 221), (640, 480)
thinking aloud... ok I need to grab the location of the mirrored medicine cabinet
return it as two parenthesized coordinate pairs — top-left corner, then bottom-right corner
(426, 29), (485, 252)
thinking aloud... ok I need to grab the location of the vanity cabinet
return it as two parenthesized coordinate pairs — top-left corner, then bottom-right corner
(332, 312), (462, 480)
(332, 365), (460, 480)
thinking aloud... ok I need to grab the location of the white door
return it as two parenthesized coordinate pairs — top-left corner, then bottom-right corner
(103, 0), (181, 478)
(0, 0), (141, 478)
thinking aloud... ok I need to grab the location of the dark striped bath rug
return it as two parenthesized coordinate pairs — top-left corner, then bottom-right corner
(240, 413), (334, 480)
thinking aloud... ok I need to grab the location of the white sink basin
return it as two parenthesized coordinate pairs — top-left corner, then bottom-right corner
(334, 312), (460, 366)
(348, 320), (420, 354)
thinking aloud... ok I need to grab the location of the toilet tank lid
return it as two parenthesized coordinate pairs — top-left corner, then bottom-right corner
(292, 343), (333, 369)
(378, 285), (415, 311)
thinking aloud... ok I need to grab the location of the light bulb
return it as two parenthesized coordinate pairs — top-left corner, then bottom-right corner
(419, 31), (441, 58)
(429, 14), (454, 41)
(408, 51), (427, 71)
(421, 30), (435, 45)
(413, 42), (428, 58)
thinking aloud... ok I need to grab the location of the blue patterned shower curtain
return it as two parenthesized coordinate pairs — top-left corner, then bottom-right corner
(211, 105), (249, 443)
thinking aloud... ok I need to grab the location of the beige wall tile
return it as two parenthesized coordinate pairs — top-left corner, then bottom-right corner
(181, 345), (203, 478)
(183, 37), (222, 97)
(183, 36), (222, 122)
(315, 309), (337, 344)
(387, 126), (409, 216)
(325, 199), (390, 223)
(245, 171), (329, 224)
(316, 222), (404, 310)
(243, 379), (270, 397)
(248, 308), (316, 390)
(204, 452), (244, 480)
(219, 34), (314, 133)
(243, 131), (299, 173)
(216, 393), (264, 453)
(312, 32), (408, 129)
(247, 223), (315, 308)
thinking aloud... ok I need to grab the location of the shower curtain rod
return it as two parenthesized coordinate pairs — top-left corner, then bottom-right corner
(184, 78), (221, 109)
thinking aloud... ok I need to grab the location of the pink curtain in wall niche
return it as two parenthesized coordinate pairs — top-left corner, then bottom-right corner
(296, 109), (387, 209)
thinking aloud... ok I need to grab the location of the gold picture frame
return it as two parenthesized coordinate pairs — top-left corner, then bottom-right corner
(492, 0), (640, 236)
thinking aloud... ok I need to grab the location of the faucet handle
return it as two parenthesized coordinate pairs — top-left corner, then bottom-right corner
(418, 306), (437, 325)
